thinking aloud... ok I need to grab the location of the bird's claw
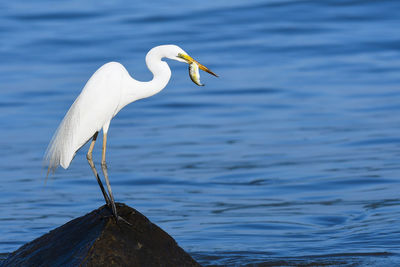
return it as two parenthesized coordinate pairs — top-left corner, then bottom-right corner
(117, 215), (132, 226)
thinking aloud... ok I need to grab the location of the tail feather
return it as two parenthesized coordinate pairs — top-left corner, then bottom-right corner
(44, 102), (80, 175)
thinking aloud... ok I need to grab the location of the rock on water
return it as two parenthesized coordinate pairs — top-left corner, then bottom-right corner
(2, 203), (201, 267)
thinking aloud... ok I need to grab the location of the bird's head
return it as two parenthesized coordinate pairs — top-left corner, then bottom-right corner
(163, 45), (218, 86)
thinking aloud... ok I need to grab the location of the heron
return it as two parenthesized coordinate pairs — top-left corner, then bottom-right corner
(45, 44), (218, 222)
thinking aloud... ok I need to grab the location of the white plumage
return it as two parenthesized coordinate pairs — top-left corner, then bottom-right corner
(45, 62), (127, 171)
(44, 44), (217, 221)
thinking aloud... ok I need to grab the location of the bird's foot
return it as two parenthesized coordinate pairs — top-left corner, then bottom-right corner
(117, 215), (132, 226)
(102, 209), (131, 226)
(107, 204), (132, 226)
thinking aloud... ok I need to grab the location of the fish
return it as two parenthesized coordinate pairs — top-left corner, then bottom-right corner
(189, 62), (204, 86)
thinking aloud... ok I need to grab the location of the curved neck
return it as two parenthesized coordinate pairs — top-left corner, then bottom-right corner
(134, 47), (172, 100)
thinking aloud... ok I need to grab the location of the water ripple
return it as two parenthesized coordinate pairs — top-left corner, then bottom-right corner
(1, 0), (400, 265)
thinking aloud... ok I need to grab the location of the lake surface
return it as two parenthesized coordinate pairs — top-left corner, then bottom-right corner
(1, 0), (400, 266)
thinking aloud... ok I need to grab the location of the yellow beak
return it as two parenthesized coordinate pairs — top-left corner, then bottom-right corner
(178, 53), (218, 77)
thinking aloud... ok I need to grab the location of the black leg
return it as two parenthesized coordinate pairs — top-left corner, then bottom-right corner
(87, 132), (111, 206)
(101, 133), (118, 220)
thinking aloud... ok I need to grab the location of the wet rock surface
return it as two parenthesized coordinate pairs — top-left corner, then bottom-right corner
(2, 203), (200, 267)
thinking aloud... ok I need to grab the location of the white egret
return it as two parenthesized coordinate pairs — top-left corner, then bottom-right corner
(45, 44), (217, 222)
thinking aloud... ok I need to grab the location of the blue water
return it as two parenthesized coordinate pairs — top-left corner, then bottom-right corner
(1, 0), (400, 266)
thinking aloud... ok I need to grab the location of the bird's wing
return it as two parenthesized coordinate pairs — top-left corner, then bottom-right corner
(45, 62), (125, 172)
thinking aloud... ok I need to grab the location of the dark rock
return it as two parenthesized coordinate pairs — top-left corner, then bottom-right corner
(2, 203), (201, 267)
